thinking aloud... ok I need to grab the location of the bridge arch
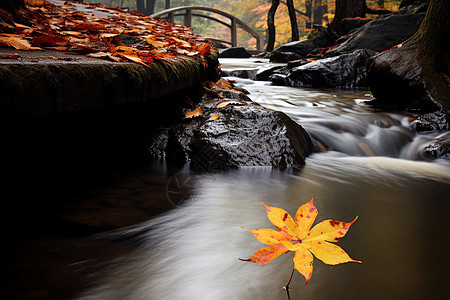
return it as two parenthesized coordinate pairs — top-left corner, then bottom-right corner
(151, 6), (264, 51)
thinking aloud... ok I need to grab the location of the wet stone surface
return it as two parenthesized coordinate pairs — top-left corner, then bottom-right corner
(148, 89), (314, 170)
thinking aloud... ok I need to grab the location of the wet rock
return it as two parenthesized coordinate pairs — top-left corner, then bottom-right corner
(341, 17), (372, 35)
(271, 49), (378, 88)
(423, 136), (450, 159)
(218, 47), (251, 58)
(269, 51), (303, 63)
(413, 110), (450, 132)
(270, 40), (317, 60)
(269, 28), (335, 62)
(149, 90), (314, 170)
(254, 65), (284, 81)
(325, 11), (425, 56)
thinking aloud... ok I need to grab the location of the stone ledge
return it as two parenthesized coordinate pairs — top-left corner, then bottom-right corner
(0, 48), (219, 118)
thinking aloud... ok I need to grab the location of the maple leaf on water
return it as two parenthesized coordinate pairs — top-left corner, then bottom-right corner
(240, 197), (361, 285)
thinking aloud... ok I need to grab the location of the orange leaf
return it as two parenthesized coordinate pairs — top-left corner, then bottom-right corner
(240, 198), (361, 285)
(197, 43), (211, 56)
(0, 53), (21, 59)
(216, 100), (244, 108)
(120, 53), (151, 68)
(184, 107), (203, 119)
(0, 34), (41, 50)
(208, 112), (219, 121)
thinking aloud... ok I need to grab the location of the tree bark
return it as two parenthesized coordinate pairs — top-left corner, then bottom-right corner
(286, 0), (299, 41)
(136, 0), (145, 14)
(330, 0), (366, 33)
(146, 0), (156, 15)
(266, 0), (280, 52)
(305, 0), (312, 28)
(368, 0), (450, 129)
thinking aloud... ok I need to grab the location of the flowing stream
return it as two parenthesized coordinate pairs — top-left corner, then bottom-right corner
(4, 59), (450, 300)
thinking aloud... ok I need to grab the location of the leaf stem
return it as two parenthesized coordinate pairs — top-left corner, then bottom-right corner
(284, 267), (295, 290)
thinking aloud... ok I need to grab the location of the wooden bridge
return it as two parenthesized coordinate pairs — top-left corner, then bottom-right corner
(150, 6), (264, 51)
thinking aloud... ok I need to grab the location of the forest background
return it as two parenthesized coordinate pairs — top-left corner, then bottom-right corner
(88, 0), (402, 49)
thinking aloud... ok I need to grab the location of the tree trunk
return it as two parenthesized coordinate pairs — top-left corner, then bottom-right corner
(368, 0), (450, 130)
(136, 0), (145, 14)
(146, 0), (156, 15)
(305, 0), (312, 29)
(330, 0), (366, 33)
(286, 0), (299, 41)
(313, 0), (328, 27)
(266, 0), (280, 52)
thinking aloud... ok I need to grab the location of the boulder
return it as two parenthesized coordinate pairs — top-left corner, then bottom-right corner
(423, 135), (450, 159)
(413, 110), (450, 132)
(269, 28), (336, 62)
(340, 17), (372, 35)
(270, 49), (378, 88)
(270, 39), (317, 59)
(254, 65), (284, 81)
(325, 11), (425, 56)
(148, 89), (314, 170)
(269, 51), (303, 63)
(218, 47), (251, 58)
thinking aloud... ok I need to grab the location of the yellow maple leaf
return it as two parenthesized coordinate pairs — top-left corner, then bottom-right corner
(240, 197), (361, 285)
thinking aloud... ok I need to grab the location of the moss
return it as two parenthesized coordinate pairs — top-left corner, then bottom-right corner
(0, 53), (219, 118)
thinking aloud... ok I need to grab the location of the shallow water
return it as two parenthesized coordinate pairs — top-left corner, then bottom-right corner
(4, 58), (450, 300)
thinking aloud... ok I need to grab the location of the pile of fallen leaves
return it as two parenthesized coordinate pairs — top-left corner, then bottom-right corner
(0, 0), (213, 67)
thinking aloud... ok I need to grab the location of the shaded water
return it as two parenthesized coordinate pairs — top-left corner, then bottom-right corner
(77, 158), (450, 299)
(4, 59), (450, 299)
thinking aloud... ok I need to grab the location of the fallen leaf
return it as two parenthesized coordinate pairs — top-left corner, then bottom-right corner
(216, 100), (244, 108)
(0, 34), (41, 50)
(208, 112), (219, 121)
(184, 106), (203, 119)
(240, 197), (361, 285)
(120, 53), (151, 68)
(0, 53), (21, 59)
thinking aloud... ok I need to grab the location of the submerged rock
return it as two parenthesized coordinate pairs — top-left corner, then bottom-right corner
(270, 49), (378, 88)
(149, 89), (314, 170)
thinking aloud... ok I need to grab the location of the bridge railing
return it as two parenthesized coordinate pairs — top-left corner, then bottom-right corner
(151, 6), (264, 51)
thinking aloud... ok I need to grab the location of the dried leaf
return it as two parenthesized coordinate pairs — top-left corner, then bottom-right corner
(216, 100), (244, 108)
(184, 107), (203, 119)
(0, 34), (41, 50)
(240, 197), (361, 285)
(0, 53), (21, 59)
(208, 112), (219, 121)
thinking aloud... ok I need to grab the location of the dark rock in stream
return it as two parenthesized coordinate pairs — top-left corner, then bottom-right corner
(218, 47), (251, 58)
(423, 136), (450, 159)
(149, 89), (314, 170)
(413, 110), (450, 132)
(269, 28), (335, 62)
(324, 9), (425, 56)
(270, 49), (378, 88)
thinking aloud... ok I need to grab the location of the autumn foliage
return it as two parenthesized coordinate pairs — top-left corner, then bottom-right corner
(240, 197), (361, 285)
(0, 0), (214, 67)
